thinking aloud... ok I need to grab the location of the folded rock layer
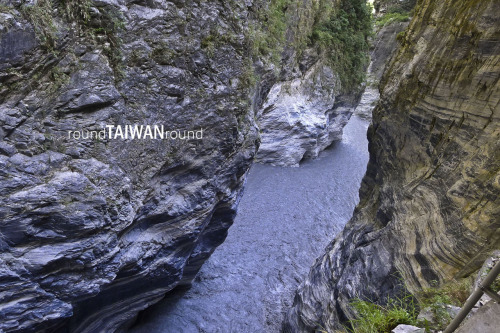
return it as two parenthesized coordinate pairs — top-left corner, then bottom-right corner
(285, 0), (500, 331)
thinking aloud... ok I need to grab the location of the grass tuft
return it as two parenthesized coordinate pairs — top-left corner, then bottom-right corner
(418, 278), (472, 308)
(347, 294), (419, 333)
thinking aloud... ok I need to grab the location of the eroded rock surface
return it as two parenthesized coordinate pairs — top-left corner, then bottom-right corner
(285, 0), (500, 331)
(0, 1), (260, 332)
(256, 62), (351, 166)
(0, 0), (364, 332)
(355, 21), (409, 120)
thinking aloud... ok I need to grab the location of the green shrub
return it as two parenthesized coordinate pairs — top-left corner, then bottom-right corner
(348, 295), (419, 333)
(21, 0), (57, 50)
(21, 0), (94, 50)
(490, 277), (500, 293)
(374, 0), (417, 13)
(311, 0), (372, 92)
(249, 0), (290, 65)
(483, 265), (500, 293)
(418, 278), (472, 307)
(61, 0), (92, 23)
(345, 278), (475, 333)
(20, 0), (124, 78)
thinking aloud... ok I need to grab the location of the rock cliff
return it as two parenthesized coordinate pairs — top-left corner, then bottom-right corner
(285, 0), (500, 331)
(255, 0), (371, 166)
(0, 1), (257, 332)
(256, 61), (352, 167)
(1, 0), (262, 331)
(0, 0), (370, 332)
(354, 21), (409, 119)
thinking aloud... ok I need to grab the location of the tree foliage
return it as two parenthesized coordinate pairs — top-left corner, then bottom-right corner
(311, 0), (372, 92)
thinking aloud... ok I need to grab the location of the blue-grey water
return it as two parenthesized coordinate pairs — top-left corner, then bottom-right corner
(128, 115), (370, 333)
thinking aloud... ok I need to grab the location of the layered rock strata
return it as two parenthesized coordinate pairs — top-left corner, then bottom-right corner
(0, 0), (366, 331)
(355, 21), (409, 119)
(285, 0), (500, 331)
(0, 1), (260, 332)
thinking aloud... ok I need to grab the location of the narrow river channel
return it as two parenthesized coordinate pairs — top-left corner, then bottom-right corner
(129, 115), (370, 333)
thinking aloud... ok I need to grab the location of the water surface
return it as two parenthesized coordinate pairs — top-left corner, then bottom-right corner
(129, 115), (370, 333)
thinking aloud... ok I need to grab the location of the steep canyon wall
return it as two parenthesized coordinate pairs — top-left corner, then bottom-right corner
(285, 0), (500, 331)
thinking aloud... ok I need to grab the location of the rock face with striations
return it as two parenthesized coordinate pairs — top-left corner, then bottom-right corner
(285, 0), (500, 331)
(0, 0), (261, 332)
(255, 59), (352, 167)
(0, 0), (358, 332)
(354, 20), (409, 119)
(254, 0), (369, 167)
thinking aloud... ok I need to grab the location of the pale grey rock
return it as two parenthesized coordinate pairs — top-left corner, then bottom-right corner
(446, 305), (461, 319)
(417, 307), (435, 324)
(353, 83), (379, 120)
(456, 301), (500, 333)
(417, 304), (461, 328)
(256, 63), (351, 167)
(392, 324), (425, 333)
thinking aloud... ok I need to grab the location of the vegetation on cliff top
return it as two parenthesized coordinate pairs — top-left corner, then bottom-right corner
(374, 0), (417, 13)
(247, 0), (373, 92)
(375, 12), (410, 28)
(248, 0), (290, 65)
(311, 0), (372, 92)
(18, 0), (125, 79)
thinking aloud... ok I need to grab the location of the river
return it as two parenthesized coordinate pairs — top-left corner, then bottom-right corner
(128, 115), (370, 333)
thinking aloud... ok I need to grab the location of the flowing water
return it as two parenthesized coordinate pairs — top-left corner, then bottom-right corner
(129, 115), (370, 333)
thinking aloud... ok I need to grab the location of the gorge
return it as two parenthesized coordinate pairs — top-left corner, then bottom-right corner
(1, 0), (499, 332)
(128, 115), (370, 333)
(285, 0), (500, 331)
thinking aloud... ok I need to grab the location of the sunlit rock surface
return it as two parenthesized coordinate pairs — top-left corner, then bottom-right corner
(256, 63), (351, 166)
